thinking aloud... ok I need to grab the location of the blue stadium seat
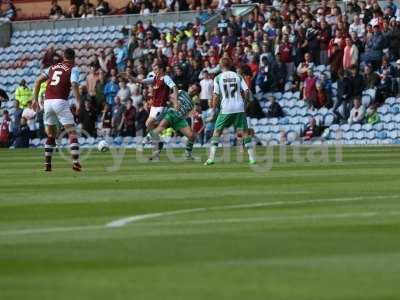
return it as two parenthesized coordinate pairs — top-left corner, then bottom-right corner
(343, 131), (354, 140)
(354, 130), (365, 139)
(340, 124), (350, 132)
(351, 123), (362, 131)
(390, 105), (400, 114)
(376, 131), (387, 139)
(381, 114), (392, 123)
(388, 130), (399, 139)
(324, 113), (334, 126)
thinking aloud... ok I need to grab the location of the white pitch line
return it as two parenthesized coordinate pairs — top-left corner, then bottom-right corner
(208, 194), (400, 211)
(158, 210), (400, 227)
(0, 225), (103, 236)
(1, 195), (399, 236)
(105, 194), (400, 228)
(105, 208), (207, 228)
(147, 211), (400, 227)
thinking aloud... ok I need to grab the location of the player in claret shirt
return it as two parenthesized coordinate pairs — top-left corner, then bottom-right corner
(135, 62), (178, 160)
(33, 48), (82, 172)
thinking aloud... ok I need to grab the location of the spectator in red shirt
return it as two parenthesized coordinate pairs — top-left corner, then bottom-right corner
(315, 81), (329, 109)
(328, 30), (346, 58)
(303, 69), (317, 109)
(302, 117), (321, 141)
(276, 33), (295, 80)
(318, 19), (331, 65)
(0, 110), (11, 148)
(247, 55), (259, 79)
(329, 43), (344, 82)
(121, 99), (136, 137)
(191, 104), (204, 144)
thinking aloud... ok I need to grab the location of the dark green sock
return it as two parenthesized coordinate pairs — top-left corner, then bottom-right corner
(186, 140), (194, 154)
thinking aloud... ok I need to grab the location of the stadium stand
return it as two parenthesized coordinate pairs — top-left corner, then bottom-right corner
(1, 0), (400, 149)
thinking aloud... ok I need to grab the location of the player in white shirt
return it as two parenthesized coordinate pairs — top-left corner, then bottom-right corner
(204, 57), (256, 165)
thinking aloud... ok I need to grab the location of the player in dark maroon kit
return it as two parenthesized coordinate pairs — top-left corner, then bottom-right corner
(33, 48), (82, 172)
(136, 62), (178, 160)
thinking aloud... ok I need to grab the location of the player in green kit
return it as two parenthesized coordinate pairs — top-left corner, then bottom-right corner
(204, 57), (256, 165)
(146, 85), (197, 160)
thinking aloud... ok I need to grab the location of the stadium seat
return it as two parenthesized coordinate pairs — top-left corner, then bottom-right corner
(390, 105), (400, 114)
(388, 130), (399, 139)
(292, 91), (300, 99)
(340, 124), (350, 132)
(343, 131), (354, 140)
(378, 105), (389, 114)
(356, 130), (367, 139)
(282, 91), (292, 99)
(324, 113), (335, 126)
(362, 124), (372, 131)
(270, 118), (278, 125)
(250, 118), (258, 127)
(351, 124), (362, 131)
(376, 131), (387, 139)
(373, 123), (384, 131)
(381, 114), (392, 123)
(386, 97), (397, 105)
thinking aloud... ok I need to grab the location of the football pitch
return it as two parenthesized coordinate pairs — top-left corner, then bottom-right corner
(0, 146), (399, 299)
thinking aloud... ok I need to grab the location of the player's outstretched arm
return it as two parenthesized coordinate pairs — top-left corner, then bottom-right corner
(140, 78), (155, 85)
(33, 74), (47, 104)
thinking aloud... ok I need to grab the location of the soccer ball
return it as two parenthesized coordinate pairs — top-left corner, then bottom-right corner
(97, 140), (110, 152)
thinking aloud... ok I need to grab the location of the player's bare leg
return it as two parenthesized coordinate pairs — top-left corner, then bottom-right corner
(143, 117), (157, 145)
(239, 129), (256, 164)
(143, 117), (164, 160)
(44, 125), (57, 172)
(147, 119), (169, 161)
(179, 126), (195, 160)
(204, 130), (222, 165)
(64, 124), (82, 171)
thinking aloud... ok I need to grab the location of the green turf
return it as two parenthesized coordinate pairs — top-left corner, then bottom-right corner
(0, 146), (399, 300)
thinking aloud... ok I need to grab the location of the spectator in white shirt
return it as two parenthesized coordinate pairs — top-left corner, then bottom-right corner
(131, 88), (143, 109)
(127, 78), (141, 96)
(349, 15), (366, 39)
(116, 79), (131, 105)
(348, 98), (365, 124)
(97, 50), (109, 73)
(21, 101), (37, 138)
(199, 71), (214, 110)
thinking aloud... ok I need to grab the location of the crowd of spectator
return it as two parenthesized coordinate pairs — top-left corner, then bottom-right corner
(3, 0), (400, 148)
(0, 0), (16, 21)
(47, 0), (216, 20)
(49, 0), (111, 20)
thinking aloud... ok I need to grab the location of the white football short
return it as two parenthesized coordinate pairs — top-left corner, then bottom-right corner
(44, 99), (75, 126)
(149, 106), (166, 119)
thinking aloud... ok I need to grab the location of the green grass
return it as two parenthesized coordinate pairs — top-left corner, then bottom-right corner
(0, 146), (400, 299)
